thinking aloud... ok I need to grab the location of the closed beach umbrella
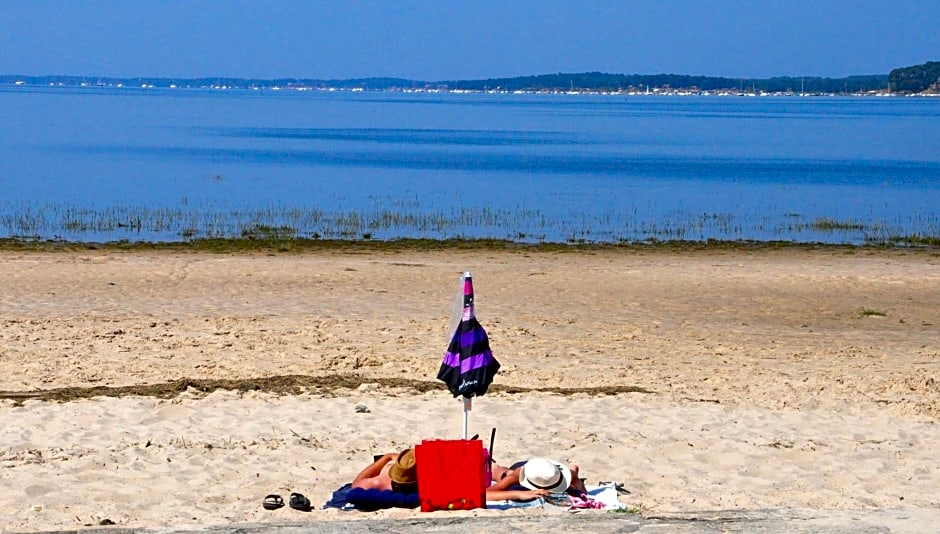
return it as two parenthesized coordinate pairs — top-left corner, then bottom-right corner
(437, 272), (500, 439)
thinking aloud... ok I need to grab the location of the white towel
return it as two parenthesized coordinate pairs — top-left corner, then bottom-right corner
(581, 483), (628, 510)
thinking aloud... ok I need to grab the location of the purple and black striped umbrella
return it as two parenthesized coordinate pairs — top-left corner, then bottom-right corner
(437, 272), (501, 399)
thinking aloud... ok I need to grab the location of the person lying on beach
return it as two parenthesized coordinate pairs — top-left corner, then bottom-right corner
(351, 450), (580, 501)
(486, 457), (587, 500)
(351, 448), (418, 494)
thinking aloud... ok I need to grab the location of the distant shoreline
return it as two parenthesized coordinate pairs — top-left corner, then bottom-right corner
(0, 72), (900, 97)
(7, 62), (939, 95)
(0, 83), (914, 98)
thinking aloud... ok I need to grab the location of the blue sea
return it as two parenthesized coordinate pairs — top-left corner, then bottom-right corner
(1, 85), (938, 244)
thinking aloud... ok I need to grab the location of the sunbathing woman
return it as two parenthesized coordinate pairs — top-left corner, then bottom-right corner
(487, 457), (587, 500)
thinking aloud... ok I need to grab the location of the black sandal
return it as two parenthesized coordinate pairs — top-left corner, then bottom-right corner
(262, 494), (284, 510)
(289, 492), (312, 512)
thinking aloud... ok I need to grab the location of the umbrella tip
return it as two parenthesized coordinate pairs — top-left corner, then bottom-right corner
(464, 271), (471, 278)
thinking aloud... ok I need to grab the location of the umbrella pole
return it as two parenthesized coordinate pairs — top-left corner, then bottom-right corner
(462, 396), (471, 440)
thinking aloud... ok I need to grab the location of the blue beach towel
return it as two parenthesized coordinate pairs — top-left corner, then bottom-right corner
(322, 483), (420, 511)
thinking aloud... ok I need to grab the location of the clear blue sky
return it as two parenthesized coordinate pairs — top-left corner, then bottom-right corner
(1, 0), (936, 80)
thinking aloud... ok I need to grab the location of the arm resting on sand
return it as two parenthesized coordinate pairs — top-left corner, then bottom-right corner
(487, 470), (522, 491)
(486, 488), (549, 501)
(485, 469), (550, 500)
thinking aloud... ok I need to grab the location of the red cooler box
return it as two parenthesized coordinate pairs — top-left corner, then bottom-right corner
(414, 439), (487, 511)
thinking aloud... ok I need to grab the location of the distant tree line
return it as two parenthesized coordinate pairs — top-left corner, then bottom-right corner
(439, 72), (888, 93)
(888, 61), (940, 93)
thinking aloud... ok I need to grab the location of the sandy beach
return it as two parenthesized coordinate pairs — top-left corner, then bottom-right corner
(1, 245), (938, 532)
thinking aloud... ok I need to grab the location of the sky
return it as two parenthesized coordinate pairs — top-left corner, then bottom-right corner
(0, 0), (937, 81)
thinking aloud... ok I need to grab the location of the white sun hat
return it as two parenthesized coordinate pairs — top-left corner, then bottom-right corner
(518, 457), (572, 493)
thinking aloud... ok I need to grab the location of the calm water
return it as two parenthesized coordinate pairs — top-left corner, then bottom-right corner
(1, 86), (938, 244)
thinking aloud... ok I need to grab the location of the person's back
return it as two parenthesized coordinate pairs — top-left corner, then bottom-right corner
(353, 458), (395, 490)
(352, 449), (418, 493)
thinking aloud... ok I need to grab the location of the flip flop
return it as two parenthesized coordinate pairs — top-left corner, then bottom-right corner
(289, 492), (312, 512)
(262, 494), (284, 510)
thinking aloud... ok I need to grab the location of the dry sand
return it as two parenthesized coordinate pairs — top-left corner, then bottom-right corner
(0, 246), (938, 532)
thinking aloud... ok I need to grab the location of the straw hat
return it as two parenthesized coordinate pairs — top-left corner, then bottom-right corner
(389, 448), (418, 489)
(519, 457), (571, 493)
